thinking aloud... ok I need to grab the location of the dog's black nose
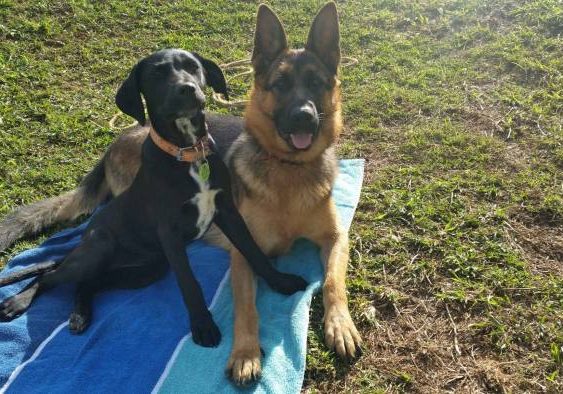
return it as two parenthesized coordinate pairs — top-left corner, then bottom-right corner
(289, 103), (318, 131)
(178, 83), (196, 96)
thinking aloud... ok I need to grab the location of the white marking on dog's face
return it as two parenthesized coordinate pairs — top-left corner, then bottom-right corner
(189, 164), (220, 238)
(175, 117), (199, 145)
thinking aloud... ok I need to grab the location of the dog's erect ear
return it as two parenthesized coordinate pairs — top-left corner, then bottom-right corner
(192, 53), (229, 100)
(115, 61), (146, 126)
(306, 2), (341, 75)
(251, 4), (288, 75)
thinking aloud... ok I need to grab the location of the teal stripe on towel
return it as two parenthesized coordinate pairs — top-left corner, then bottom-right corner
(156, 159), (365, 394)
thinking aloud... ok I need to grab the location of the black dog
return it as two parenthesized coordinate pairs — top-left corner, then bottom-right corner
(0, 49), (307, 347)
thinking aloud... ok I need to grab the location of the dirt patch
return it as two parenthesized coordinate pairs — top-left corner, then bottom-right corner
(505, 220), (563, 276)
(308, 286), (558, 393)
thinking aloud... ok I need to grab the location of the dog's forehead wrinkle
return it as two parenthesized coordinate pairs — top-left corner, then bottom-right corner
(268, 68), (291, 85)
(301, 68), (329, 86)
(182, 60), (206, 87)
(269, 51), (329, 83)
(188, 53), (203, 69)
(152, 59), (170, 67)
(181, 52), (204, 75)
(162, 48), (193, 60)
(296, 54), (328, 74)
(150, 51), (205, 86)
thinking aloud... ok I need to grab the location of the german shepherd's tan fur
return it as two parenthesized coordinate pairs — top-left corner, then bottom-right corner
(0, 2), (361, 385)
(223, 4), (361, 384)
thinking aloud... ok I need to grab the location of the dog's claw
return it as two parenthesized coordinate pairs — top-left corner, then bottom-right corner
(0, 288), (36, 321)
(268, 273), (308, 295)
(225, 348), (262, 386)
(324, 305), (363, 359)
(0, 297), (25, 321)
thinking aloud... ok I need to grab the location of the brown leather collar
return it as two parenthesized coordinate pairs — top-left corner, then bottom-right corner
(149, 127), (210, 162)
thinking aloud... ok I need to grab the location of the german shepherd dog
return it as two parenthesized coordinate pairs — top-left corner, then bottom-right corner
(0, 2), (361, 384)
(0, 49), (306, 346)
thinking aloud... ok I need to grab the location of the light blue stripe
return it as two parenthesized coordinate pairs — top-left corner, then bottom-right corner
(157, 159), (365, 394)
(1, 240), (230, 393)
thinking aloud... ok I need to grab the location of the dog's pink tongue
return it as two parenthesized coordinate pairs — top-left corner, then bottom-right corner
(290, 133), (313, 149)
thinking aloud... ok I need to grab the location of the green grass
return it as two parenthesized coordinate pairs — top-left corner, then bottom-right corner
(1, 0), (562, 392)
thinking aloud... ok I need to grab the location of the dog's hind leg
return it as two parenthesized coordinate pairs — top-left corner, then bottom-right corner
(0, 267), (68, 321)
(0, 228), (115, 322)
(40, 228), (116, 289)
(105, 261), (169, 289)
(69, 282), (97, 334)
(68, 264), (164, 335)
(0, 280), (42, 321)
(68, 255), (168, 334)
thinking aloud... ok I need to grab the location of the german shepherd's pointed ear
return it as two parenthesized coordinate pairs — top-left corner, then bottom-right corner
(115, 61), (146, 126)
(192, 53), (229, 100)
(251, 4), (288, 75)
(306, 2), (341, 75)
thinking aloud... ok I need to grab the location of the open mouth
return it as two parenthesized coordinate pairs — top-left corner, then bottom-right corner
(288, 132), (314, 150)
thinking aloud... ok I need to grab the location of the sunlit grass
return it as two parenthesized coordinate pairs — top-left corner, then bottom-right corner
(1, 0), (561, 391)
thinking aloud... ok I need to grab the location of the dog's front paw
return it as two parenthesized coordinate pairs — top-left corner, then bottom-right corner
(268, 273), (308, 295)
(225, 347), (262, 386)
(324, 305), (363, 359)
(191, 313), (221, 347)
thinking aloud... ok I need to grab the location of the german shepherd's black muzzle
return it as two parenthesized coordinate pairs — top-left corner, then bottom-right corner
(272, 80), (324, 151)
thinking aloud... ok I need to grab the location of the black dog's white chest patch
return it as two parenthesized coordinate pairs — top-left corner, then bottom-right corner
(189, 164), (220, 238)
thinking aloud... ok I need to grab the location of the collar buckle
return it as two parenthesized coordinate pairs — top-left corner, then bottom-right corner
(176, 146), (192, 161)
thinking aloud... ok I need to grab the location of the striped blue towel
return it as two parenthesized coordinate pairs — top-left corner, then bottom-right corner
(0, 159), (364, 394)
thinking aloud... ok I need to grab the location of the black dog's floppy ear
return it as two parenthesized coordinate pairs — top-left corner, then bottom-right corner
(193, 53), (229, 100)
(115, 61), (146, 126)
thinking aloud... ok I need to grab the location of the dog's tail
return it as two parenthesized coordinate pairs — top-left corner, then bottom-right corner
(0, 158), (110, 253)
(0, 260), (61, 287)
